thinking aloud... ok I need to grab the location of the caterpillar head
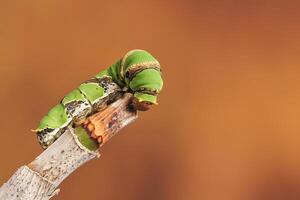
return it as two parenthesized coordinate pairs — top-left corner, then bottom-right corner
(121, 49), (163, 111)
(131, 96), (153, 111)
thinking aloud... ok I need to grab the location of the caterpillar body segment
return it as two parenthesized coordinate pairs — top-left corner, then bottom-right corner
(36, 49), (163, 149)
(36, 103), (72, 149)
(36, 76), (121, 149)
(62, 88), (92, 123)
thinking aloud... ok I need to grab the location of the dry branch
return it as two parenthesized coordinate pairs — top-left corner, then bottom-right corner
(0, 93), (137, 200)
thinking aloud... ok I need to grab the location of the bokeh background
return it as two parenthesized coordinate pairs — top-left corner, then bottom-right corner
(1, 0), (300, 199)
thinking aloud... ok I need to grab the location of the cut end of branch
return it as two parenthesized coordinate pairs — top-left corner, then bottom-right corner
(82, 93), (138, 147)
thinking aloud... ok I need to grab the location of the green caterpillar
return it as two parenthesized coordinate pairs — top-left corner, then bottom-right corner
(35, 49), (163, 149)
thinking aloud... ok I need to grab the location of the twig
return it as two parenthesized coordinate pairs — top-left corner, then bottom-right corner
(0, 93), (137, 200)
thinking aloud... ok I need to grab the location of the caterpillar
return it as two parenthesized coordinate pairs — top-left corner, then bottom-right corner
(35, 49), (163, 149)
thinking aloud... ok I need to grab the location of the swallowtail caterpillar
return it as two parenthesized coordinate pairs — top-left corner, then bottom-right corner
(35, 49), (163, 149)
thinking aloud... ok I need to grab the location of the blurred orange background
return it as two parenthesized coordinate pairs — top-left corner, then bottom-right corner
(1, 0), (300, 199)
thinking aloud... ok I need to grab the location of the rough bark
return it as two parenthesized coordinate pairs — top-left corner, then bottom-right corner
(0, 93), (137, 200)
